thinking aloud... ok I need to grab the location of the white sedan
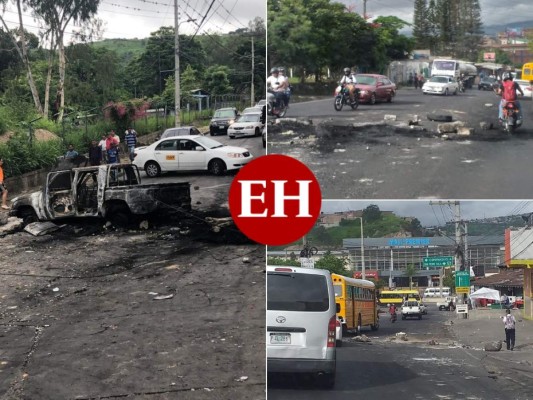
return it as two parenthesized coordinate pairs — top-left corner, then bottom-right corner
(228, 112), (264, 139)
(422, 76), (459, 96)
(133, 135), (253, 177)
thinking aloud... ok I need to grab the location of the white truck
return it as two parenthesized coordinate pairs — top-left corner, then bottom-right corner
(431, 59), (477, 88)
(401, 300), (422, 320)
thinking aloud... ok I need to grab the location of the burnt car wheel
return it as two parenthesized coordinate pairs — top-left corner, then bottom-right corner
(145, 161), (161, 178)
(208, 159), (226, 176)
(20, 208), (38, 226)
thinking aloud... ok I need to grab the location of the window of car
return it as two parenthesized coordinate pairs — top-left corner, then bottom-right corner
(177, 139), (197, 151)
(156, 140), (178, 151)
(213, 109), (236, 118)
(267, 272), (330, 312)
(382, 78), (391, 85)
(355, 75), (377, 85)
(237, 113), (261, 123)
(194, 136), (224, 149)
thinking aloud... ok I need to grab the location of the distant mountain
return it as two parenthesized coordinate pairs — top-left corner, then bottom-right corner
(91, 38), (147, 65)
(483, 20), (533, 36)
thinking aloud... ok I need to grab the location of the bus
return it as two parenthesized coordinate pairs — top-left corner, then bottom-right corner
(331, 273), (379, 334)
(378, 289), (421, 306)
(522, 62), (533, 82)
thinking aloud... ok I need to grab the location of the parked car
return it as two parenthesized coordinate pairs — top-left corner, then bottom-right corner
(228, 112), (264, 139)
(354, 74), (396, 104)
(133, 135), (253, 177)
(267, 266), (337, 389)
(478, 77), (497, 91)
(437, 296), (457, 311)
(255, 99), (267, 107)
(9, 164), (191, 226)
(242, 106), (263, 115)
(422, 75), (459, 95)
(515, 79), (533, 99)
(209, 107), (238, 136)
(159, 126), (202, 140)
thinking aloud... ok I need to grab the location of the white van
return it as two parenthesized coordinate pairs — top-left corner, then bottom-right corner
(424, 287), (451, 297)
(267, 266), (337, 388)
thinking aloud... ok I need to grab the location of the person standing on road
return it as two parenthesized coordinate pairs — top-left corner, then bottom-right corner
(88, 140), (102, 166)
(98, 134), (108, 163)
(414, 73), (419, 89)
(502, 309), (517, 350)
(125, 127), (137, 162)
(0, 158), (9, 210)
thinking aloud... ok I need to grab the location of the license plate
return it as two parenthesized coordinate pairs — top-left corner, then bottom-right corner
(219, 125), (225, 129)
(270, 333), (291, 344)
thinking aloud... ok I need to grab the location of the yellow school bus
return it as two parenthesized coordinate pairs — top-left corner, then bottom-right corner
(378, 289), (421, 306)
(522, 62), (533, 82)
(331, 273), (379, 334)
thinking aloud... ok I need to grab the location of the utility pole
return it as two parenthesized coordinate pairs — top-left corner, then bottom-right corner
(430, 200), (464, 303)
(251, 35), (255, 107)
(363, 0), (368, 18)
(174, 0), (181, 127)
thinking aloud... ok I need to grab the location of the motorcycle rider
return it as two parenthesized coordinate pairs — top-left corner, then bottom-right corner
(339, 67), (357, 104)
(389, 303), (397, 321)
(267, 67), (288, 110)
(278, 67), (291, 107)
(496, 72), (524, 123)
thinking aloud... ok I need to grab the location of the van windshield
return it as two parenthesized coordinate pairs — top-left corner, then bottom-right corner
(267, 272), (330, 312)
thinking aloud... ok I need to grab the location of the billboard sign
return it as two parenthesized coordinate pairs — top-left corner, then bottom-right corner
(484, 52), (496, 61)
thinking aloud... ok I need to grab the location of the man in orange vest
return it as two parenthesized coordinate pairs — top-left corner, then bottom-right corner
(0, 158), (9, 209)
(497, 72), (524, 122)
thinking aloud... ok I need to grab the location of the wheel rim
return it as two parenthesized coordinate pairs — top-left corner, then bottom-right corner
(334, 97), (343, 111)
(146, 163), (158, 177)
(210, 160), (224, 175)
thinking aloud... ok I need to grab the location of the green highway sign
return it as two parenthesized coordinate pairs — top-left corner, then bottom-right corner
(423, 256), (454, 268)
(455, 271), (470, 288)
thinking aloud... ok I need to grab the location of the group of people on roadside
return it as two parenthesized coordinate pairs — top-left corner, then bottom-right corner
(408, 72), (425, 89)
(65, 127), (138, 167)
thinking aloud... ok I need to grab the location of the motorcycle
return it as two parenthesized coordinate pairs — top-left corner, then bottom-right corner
(334, 84), (360, 111)
(390, 312), (397, 323)
(267, 90), (287, 118)
(501, 100), (522, 133)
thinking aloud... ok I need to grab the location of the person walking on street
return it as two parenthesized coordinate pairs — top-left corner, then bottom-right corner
(124, 127), (137, 162)
(502, 309), (516, 350)
(0, 158), (9, 210)
(414, 73), (419, 89)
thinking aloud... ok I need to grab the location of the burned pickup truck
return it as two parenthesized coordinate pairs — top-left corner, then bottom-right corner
(10, 164), (191, 225)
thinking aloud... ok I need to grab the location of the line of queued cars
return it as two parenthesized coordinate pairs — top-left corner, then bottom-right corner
(132, 104), (264, 178)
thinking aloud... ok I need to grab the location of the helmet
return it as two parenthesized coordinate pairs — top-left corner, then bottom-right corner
(279, 66), (285, 73)
(270, 67), (279, 74)
(502, 72), (511, 81)
(343, 67), (351, 75)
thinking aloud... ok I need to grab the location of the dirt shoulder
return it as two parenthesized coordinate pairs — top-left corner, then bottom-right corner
(0, 220), (265, 399)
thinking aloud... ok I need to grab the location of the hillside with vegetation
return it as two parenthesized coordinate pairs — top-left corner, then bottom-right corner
(91, 38), (147, 66)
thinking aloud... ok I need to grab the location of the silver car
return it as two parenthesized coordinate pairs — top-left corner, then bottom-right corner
(267, 266), (337, 389)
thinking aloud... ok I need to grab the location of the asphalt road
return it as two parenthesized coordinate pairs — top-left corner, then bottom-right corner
(139, 133), (265, 212)
(268, 304), (521, 400)
(268, 89), (533, 199)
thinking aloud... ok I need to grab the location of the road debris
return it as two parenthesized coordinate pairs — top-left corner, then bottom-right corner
(24, 222), (61, 236)
(235, 376), (248, 382)
(484, 341), (503, 352)
(153, 294), (174, 300)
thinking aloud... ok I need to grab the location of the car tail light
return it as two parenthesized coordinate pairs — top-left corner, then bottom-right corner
(273, 267), (294, 272)
(335, 319), (341, 328)
(327, 316), (336, 347)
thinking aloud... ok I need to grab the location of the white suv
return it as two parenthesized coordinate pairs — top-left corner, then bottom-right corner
(267, 266), (337, 389)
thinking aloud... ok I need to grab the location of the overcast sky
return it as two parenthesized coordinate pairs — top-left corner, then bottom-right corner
(321, 200), (533, 227)
(338, 0), (533, 28)
(1, 0), (265, 41)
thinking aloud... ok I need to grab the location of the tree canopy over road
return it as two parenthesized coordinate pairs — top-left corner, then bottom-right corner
(267, 0), (414, 80)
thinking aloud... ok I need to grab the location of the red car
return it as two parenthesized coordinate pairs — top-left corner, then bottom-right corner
(354, 74), (396, 104)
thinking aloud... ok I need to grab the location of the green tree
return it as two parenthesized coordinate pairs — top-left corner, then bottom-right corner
(315, 251), (350, 276)
(267, 257), (299, 267)
(405, 264), (417, 289)
(413, 0), (430, 48)
(204, 65), (233, 95)
(180, 65), (200, 106)
(363, 204), (381, 223)
(443, 274), (455, 291)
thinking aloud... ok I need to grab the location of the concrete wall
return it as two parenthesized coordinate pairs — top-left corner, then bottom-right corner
(5, 168), (48, 197)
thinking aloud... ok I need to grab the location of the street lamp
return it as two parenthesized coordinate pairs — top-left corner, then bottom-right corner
(354, 217), (365, 279)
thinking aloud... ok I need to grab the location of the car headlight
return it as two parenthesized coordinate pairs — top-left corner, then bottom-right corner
(227, 153), (245, 158)
(360, 90), (367, 95)
(245, 125), (254, 129)
(229, 119), (235, 125)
